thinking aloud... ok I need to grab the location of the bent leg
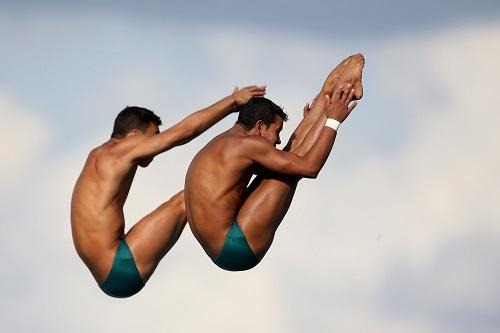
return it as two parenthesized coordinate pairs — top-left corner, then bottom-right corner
(234, 55), (365, 262)
(125, 190), (186, 282)
(285, 53), (365, 155)
(236, 92), (326, 258)
(237, 174), (299, 259)
(236, 110), (315, 259)
(284, 57), (348, 152)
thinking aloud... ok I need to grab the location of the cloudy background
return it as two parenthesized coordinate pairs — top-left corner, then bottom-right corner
(1, 1), (499, 332)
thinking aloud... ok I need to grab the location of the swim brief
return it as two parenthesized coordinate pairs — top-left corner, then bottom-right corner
(214, 221), (259, 271)
(99, 240), (145, 298)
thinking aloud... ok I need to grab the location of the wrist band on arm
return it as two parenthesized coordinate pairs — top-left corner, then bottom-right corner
(325, 118), (340, 131)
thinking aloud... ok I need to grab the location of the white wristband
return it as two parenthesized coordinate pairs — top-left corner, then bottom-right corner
(325, 118), (340, 131)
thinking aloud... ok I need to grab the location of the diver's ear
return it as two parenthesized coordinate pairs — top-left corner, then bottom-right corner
(255, 120), (265, 135)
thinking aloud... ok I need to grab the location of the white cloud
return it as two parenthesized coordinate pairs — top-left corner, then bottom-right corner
(3, 13), (500, 333)
(377, 230), (500, 333)
(0, 91), (49, 185)
(270, 21), (500, 332)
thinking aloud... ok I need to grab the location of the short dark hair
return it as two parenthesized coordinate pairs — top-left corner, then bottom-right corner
(236, 97), (288, 130)
(111, 106), (162, 138)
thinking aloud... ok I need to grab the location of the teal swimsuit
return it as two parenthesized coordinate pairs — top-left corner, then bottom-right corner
(99, 240), (145, 298)
(98, 223), (256, 296)
(214, 221), (260, 271)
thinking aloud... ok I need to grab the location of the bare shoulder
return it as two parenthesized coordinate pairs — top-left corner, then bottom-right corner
(235, 135), (277, 160)
(99, 138), (140, 162)
(89, 141), (116, 160)
(240, 135), (273, 150)
(217, 131), (263, 149)
(85, 140), (126, 171)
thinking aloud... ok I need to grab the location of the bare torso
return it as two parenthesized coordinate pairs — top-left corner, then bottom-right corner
(71, 86), (268, 289)
(185, 56), (364, 265)
(185, 125), (258, 258)
(71, 140), (136, 282)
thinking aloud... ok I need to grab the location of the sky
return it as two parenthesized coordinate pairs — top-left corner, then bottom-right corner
(1, 1), (500, 332)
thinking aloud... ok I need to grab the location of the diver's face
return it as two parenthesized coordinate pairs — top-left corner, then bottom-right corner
(260, 116), (283, 147)
(138, 122), (160, 168)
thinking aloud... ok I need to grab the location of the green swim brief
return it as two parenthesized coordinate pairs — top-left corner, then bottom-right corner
(214, 221), (259, 271)
(99, 240), (145, 298)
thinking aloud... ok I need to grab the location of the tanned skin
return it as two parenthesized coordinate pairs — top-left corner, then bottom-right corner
(286, 53), (364, 155)
(186, 81), (360, 264)
(71, 85), (265, 285)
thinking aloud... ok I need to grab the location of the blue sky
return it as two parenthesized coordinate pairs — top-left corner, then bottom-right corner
(1, 1), (500, 332)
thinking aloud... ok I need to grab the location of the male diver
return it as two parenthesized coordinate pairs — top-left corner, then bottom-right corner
(71, 85), (265, 297)
(185, 54), (364, 271)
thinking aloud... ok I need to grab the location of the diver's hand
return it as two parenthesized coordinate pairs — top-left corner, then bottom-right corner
(231, 85), (266, 107)
(324, 84), (357, 122)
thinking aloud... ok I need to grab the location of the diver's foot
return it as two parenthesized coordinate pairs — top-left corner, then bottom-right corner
(338, 53), (364, 100)
(322, 53), (364, 100)
(321, 56), (351, 96)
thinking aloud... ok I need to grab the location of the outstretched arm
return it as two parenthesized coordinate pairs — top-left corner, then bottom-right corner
(170, 85), (267, 145)
(247, 86), (356, 178)
(126, 85), (266, 161)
